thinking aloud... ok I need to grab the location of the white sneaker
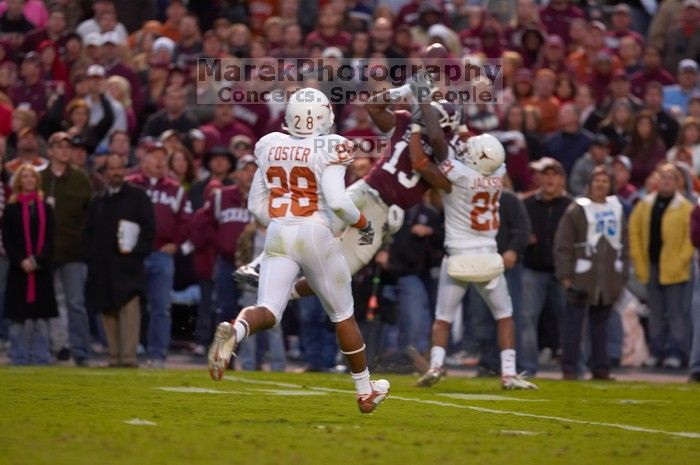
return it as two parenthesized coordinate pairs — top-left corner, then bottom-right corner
(208, 322), (237, 381)
(643, 356), (659, 367)
(415, 367), (447, 387)
(357, 379), (390, 414)
(662, 356), (682, 369)
(502, 373), (538, 390)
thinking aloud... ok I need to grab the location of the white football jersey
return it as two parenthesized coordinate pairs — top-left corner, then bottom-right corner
(438, 155), (506, 252)
(254, 131), (353, 229)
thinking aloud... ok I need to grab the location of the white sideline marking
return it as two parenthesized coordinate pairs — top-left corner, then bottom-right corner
(124, 418), (157, 426)
(439, 393), (549, 402)
(155, 387), (247, 394)
(217, 377), (700, 439)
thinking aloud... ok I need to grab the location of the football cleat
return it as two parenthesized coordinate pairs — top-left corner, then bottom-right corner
(501, 373), (538, 390)
(357, 379), (390, 414)
(233, 263), (260, 288)
(208, 322), (237, 381)
(415, 367), (447, 387)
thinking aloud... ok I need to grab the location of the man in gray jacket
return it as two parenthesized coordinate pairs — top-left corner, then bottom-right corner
(554, 166), (629, 380)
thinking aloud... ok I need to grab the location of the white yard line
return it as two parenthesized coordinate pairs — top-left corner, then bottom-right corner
(223, 375), (303, 388)
(124, 418), (157, 426)
(389, 395), (700, 439)
(222, 376), (700, 439)
(155, 386), (248, 394)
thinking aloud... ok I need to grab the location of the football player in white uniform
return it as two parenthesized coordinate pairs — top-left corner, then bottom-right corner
(207, 88), (390, 413)
(416, 133), (537, 390)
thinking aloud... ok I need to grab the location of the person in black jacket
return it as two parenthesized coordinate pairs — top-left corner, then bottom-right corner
(3, 163), (56, 365)
(388, 191), (444, 356)
(84, 154), (155, 367)
(519, 158), (572, 376)
(467, 188), (532, 376)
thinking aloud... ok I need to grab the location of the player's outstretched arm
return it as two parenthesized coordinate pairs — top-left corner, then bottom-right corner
(418, 100), (448, 162)
(409, 129), (451, 192)
(366, 90), (396, 134)
(247, 168), (270, 227)
(321, 164), (367, 226)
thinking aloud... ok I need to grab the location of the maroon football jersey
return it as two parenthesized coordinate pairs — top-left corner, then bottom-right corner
(364, 110), (434, 210)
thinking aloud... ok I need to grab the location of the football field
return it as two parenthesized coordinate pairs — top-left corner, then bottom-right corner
(2, 367), (699, 465)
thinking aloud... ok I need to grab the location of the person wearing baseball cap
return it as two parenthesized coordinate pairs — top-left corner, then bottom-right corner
(662, 59), (699, 116)
(607, 4), (644, 53)
(40, 130), (95, 366)
(101, 29), (144, 115)
(520, 154), (572, 376)
(611, 154), (638, 216)
(189, 146), (235, 211)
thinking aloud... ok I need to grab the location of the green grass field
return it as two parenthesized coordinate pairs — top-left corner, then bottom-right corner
(2, 367), (699, 465)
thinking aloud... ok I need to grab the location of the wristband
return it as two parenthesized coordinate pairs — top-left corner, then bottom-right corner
(352, 213), (368, 229)
(410, 123), (422, 134)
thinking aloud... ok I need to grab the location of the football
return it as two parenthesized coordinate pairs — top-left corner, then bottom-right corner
(423, 43), (449, 60)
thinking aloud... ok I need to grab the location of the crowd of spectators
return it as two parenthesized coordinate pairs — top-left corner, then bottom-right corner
(0, 0), (699, 382)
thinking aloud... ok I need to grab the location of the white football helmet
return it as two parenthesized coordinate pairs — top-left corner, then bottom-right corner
(285, 88), (335, 137)
(458, 133), (505, 175)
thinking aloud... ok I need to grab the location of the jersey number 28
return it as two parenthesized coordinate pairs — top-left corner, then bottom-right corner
(471, 191), (500, 232)
(266, 166), (318, 217)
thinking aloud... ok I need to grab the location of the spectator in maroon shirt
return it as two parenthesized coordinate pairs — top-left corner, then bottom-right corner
(101, 31), (144, 115)
(536, 34), (569, 75)
(622, 109), (667, 187)
(22, 3), (68, 53)
(612, 154), (639, 217)
(270, 22), (307, 59)
(618, 36), (643, 76)
(199, 104), (256, 152)
(519, 27), (545, 69)
(370, 17), (404, 59)
(173, 14), (202, 70)
(477, 23), (506, 59)
(37, 39), (67, 86)
(504, 0), (543, 50)
(587, 52), (615, 106)
(493, 103), (535, 192)
(458, 5), (486, 53)
(630, 46), (676, 99)
(599, 99), (634, 156)
(600, 70), (643, 114)
(396, 0), (421, 28)
(9, 52), (47, 118)
(644, 80), (681, 150)
(125, 143), (191, 366)
(304, 4), (352, 53)
(539, 0), (585, 47)
(605, 4), (644, 54)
